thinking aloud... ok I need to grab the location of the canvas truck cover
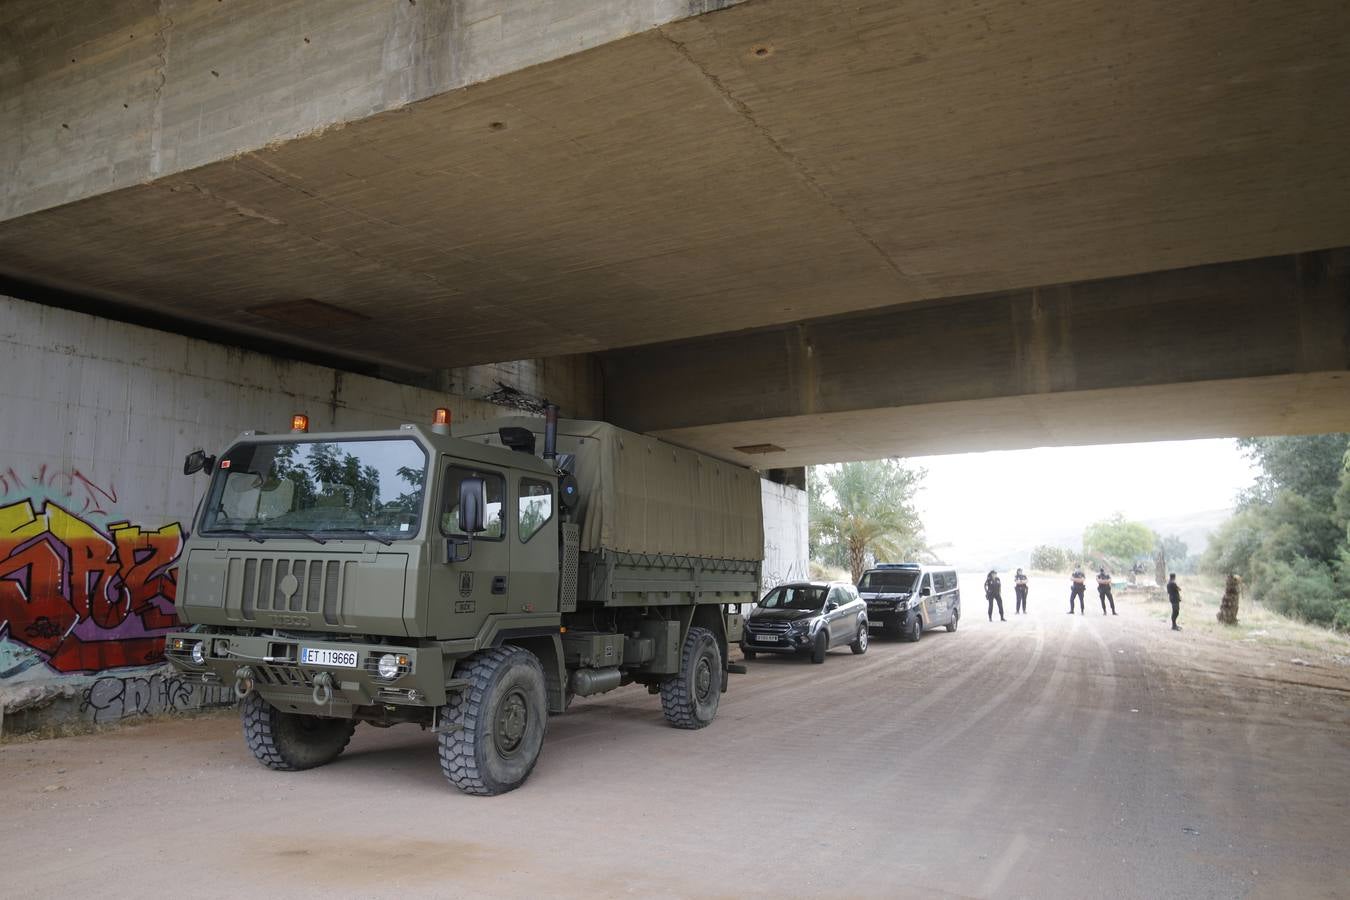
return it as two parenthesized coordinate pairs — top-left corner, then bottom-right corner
(455, 417), (764, 562)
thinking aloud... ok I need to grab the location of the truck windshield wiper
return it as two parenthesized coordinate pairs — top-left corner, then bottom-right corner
(259, 527), (328, 545)
(330, 529), (393, 546)
(203, 528), (265, 544)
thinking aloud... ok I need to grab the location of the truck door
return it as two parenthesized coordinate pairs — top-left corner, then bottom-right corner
(432, 462), (509, 638)
(512, 476), (559, 613)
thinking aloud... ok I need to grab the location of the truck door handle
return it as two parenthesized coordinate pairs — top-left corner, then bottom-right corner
(491, 576), (508, 595)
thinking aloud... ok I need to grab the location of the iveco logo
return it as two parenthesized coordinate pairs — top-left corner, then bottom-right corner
(278, 573), (300, 603)
(270, 614), (310, 627)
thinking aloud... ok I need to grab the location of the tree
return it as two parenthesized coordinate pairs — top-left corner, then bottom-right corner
(809, 460), (927, 582)
(1238, 435), (1350, 511)
(1082, 513), (1157, 569)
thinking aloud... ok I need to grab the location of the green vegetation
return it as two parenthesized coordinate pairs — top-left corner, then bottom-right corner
(1030, 544), (1068, 571)
(1203, 435), (1350, 631)
(1082, 513), (1157, 569)
(809, 460), (927, 582)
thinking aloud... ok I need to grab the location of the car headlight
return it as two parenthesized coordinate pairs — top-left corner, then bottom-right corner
(377, 653), (401, 680)
(190, 641), (205, 665)
(788, 618), (816, 633)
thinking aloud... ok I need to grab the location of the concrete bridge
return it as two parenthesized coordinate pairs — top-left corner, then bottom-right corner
(3, 0), (1348, 468)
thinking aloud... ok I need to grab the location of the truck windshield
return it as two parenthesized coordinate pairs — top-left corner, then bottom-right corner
(200, 438), (427, 540)
(858, 570), (919, 593)
(758, 586), (828, 610)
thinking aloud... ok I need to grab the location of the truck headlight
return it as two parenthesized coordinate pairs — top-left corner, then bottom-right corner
(377, 653), (400, 680)
(191, 641), (206, 665)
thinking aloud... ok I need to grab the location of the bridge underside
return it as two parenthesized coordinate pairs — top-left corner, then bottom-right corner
(2, 0), (1348, 460)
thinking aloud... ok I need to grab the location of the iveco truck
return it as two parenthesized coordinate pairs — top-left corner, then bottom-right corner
(165, 406), (762, 795)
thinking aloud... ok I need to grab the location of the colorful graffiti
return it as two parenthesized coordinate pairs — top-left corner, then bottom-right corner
(0, 495), (183, 674)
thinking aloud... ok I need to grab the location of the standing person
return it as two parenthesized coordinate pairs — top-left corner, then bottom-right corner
(1096, 566), (1117, 615)
(1167, 573), (1182, 630)
(1014, 568), (1029, 614)
(985, 570), (1005, 622)
(1068, 565), (1087, 614)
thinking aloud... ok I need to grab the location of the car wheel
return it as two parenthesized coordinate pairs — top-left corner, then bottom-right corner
(850, 621), (868, 655)
(810, 631), (828, 664)
(742, 647), (757, 660)
(946, 607), (959, 633)
(905, 616), (923, 643)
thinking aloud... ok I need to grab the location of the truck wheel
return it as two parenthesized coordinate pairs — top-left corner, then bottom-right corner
(851, 622), (869, 655)
(241, 692), (356, 771)
(810, 631), (828, 664)
(660, 626), (722, 729)
(438, 646), (548, 796)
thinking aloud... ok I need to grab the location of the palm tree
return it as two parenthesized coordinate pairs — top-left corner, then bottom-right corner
(810, 460), (927, 582)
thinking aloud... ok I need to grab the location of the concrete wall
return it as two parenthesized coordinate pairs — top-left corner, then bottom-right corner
(0, 292), (601, 733)
(761, 479), (808, 589)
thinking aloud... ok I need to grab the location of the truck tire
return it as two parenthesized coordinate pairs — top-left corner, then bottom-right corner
(660, 626), (722, 729)
(438, 646), (548, 796)
(241, 692), (356, 771)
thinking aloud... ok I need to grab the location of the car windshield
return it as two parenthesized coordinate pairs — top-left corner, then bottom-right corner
(758, 585), (828, 610)
(200, 438), (427, 539)
(858, 570), (919, 592)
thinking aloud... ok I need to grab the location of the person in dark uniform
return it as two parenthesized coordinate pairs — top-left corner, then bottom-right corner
(1096, 566), (1117, 615)
(1068, 566), (1087, 614)
(1014, 568), (1029, 614)
(1167, 573), (1182, 630)
(985, 570), (1005, 622)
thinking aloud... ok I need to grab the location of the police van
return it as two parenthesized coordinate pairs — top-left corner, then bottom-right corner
(857, 563), (960, 641)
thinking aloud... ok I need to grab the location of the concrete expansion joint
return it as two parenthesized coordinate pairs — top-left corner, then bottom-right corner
(653, 27), (933, 296)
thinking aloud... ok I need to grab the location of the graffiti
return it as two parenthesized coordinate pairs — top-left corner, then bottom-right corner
(79, 671), (234, 725)
(0, 465), (119, 517)
(0, 498), (183, 673)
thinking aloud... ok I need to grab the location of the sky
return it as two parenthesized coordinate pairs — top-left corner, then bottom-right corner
(905, 438), (1260, 567)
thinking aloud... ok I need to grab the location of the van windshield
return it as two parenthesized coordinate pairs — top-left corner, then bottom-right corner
(200, 438), (427, 540)
(758, 586), (828, 610)
(858, 570), (919, 593)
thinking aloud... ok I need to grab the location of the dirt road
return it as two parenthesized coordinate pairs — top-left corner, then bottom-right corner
(3, 575), (1348, 899)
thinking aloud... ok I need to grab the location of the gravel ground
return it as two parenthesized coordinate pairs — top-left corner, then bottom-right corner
(2, 575), (1347, 899)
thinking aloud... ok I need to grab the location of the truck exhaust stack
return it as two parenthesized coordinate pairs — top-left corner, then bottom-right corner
(543, 402), (558, 461)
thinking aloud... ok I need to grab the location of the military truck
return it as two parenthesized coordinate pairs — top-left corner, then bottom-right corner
(165, 407), (762, 795)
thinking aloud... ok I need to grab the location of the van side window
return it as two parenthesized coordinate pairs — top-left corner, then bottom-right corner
(441, 465), (505, 540)
(518, 478), (553, 543)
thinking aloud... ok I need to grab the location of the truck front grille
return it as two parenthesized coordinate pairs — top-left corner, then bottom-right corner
(232, 556), (350, 625)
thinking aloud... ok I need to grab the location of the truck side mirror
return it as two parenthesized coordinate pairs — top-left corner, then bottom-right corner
(458, 477), (487, 534)
(183, 449), (216, 476)
(920, 587), (931, 597)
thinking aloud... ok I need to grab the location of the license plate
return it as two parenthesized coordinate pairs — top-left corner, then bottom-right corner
(753, 633), (780, 643)
(301, 648), (358, 668)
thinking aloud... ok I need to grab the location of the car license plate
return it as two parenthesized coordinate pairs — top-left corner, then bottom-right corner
(754, 634), (780, 643)
(301, 647), (358, 668)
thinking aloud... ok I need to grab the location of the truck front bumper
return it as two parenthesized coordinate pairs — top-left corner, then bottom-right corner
(164, 631), (447, 713)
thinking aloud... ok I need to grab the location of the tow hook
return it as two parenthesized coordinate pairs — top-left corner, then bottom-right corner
(312, 671), (335, 706)
(234, 666), (255, 700)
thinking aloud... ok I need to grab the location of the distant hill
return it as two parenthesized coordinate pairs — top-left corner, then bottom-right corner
(938, 508), (1233, 571)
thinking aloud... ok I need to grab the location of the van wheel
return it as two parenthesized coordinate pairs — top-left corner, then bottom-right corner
(742, 647), (757, 661)
(905, 616), (923, 642)
(851, 622), (869, 655)
(661, 626), (723, 729)
(438, 646), (548, 796)
(947, 607), (960, 632)
(241, 692), (356, 771)
(810, 631), (828, 664)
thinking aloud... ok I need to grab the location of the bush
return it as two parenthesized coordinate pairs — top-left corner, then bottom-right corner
(1030, 545), (1066, 571)
(1253, 557), (1350, 631)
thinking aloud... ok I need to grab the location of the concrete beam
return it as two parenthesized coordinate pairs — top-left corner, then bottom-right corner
(1, 0), (742, 220)
(601, 250), (1350, 463)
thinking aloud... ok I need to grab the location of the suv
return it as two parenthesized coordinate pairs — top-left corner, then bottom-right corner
(740, 581), (868, 664)
(858, 563), (960, 641)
